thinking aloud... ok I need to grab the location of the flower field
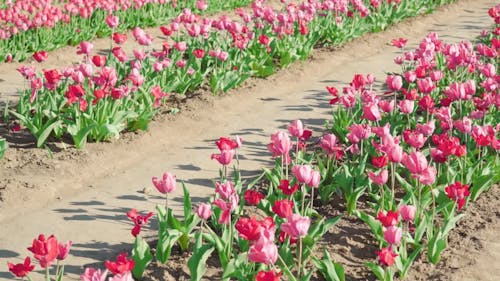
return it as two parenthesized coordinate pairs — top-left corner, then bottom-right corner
(0, 0), (498, 281)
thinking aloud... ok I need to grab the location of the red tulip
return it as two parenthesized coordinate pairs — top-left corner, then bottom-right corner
(377, 247), (397, 266)
(244, 190), (264, 206)
(278, 179), (298, 196)
(27, 234), (58, 268)
(445, 181), (470, 210)
(272, 199), (294, 218)
(255, 270), (282, 281)
(32, 51), (48, 62)
(236, 216), (262, 241)
(126, 209), (153, 237)
(377, 210), (399, 227)
(8, 257), (35, 278)
(105, 253), (134, 275)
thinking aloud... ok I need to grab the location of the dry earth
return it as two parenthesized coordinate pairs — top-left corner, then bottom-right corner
(0, 0), (498, 280)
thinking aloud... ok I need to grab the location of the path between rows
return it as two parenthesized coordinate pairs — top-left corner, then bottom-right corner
(0, 0), (498, 280)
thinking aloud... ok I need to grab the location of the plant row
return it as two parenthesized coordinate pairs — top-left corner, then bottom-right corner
(0, 0), (254, 62)
(12, 0), (459, 149)
(7, 4), (500, 280)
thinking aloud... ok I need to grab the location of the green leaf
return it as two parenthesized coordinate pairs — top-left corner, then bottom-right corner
(73, 123), (98, 149)
(427, 231), (447, 264)
(312, 249), (345, 281)
(188, 232), (215, 281)
(132, 237), (153, 279)
(0, 138), (7, 160)
(36, 119), (62, 148)
(365, 262), (385, 281)
(182, 182), (192, 221)
(156, 229), (182, 264)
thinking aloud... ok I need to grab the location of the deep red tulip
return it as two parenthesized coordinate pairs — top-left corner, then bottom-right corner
(8, 257), (35, 278)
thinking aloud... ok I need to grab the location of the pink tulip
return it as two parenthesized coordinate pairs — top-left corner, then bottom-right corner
(402, 151), (428, 175)
(268, 131), (292, 157)
(363, 103), (381, 122)
(347, 124), (371, 144)
(280, 214), (310, 238)
(248, 236), (278, 265)
(213, 199), (232, 225)
(215, 181), (235, 200)
(383, 226), (402, 245)
(133, 49), (147, 61)
(288, 120), (304, 138)
(80, 268), (108, 281)
(398, 205), (416, 222)
(57, 240), (72, 261)
(386, 75), (402, 91)
(398, 99), (414, 114)
(195, 203), (212, 220)
(292, 165), (313, 184)
(416, 165), (436, 185)
(196, 0), (208, 11)
(174, 41), (187, 52)
(76, 41), (93, 55)
(454, 117), (472, 134)
(378, 99), (395, 113)
(403, 130), (426, 149)
(152, 172), (176, 194)
(368, 169), (388, 185)
(106, 15), (119, 29)
(320, 134), (342, 156)
(109, 272), (133, 281)
(211, 149), (235, 166)
(416, 120), (435, 136)
(308, 170), (321, 188)
(429, 70), (443, 81)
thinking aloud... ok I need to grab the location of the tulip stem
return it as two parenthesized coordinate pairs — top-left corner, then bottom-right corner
(391, 162), (395, 208)
(277, 254), (297, 281)
(297, 238), (303, 279)
(301, 184), (307, 215)
(55, 261), (60, 280)
(310, 187), (314, 213)
(45, 266), (49, 281)
(165, 193), (169, 213)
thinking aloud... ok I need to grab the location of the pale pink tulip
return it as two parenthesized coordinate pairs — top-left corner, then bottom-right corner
(369, 169), (388, 185)
(152, 172), (176, 194)
(292, 165), (313, 184)
(398, 205), (416, 222)
(288, 120), (304, 138)
(383, 226), (402, 245)
(195, 203), (212, 220)
(281, 214), (310, 238)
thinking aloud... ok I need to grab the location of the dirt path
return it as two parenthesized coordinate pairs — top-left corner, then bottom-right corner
(0, 0), (498, 280)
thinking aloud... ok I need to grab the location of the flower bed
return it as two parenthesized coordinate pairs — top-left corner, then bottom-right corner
(0, 0), (255, 62)
(11, 0), (459, 149)
(7, 3), (499, 280)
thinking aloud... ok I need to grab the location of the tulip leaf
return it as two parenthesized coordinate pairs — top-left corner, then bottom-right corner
(0, 138), (7, 160)
(312, 248), (345, 281)
(132, 237), (153, 279)
(155, 229), (181, 264)
(188, 232), (215, 281)
(36, 119), (62, 148)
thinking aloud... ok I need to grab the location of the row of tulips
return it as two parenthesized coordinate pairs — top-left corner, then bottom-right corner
(0, 0), (255, 62)
(6, 3), (499, 281)
(11, 0), (459, 149)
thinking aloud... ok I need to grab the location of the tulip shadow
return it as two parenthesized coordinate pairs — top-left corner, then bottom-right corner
(70, 200), (106, 206)
(176, 164), (202, 171)
(115, 194), (148, 201)
(0, 249), (19, 259)
(183, 177), (215, 189)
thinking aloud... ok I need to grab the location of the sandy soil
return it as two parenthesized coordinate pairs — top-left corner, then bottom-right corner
(0, 0), (498, 280)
